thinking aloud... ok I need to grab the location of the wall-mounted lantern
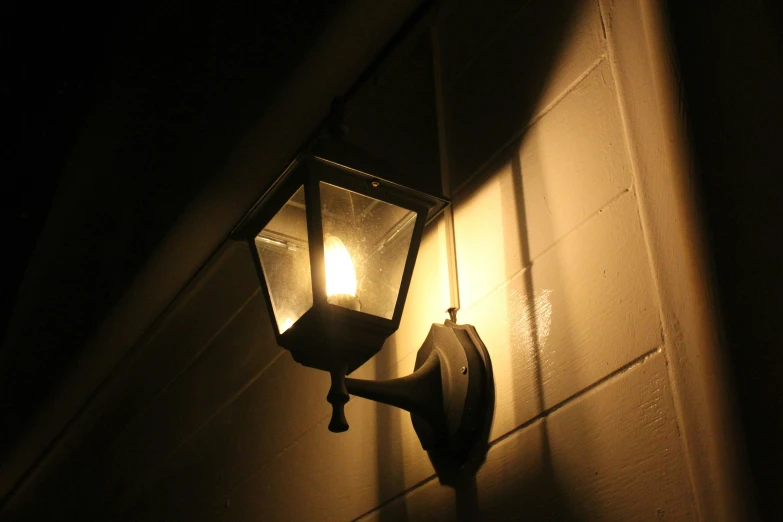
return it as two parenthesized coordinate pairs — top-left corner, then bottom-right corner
(235, 110), (493, 466)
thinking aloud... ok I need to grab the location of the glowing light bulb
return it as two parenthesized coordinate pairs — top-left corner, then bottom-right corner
(324, 235), (357, 298)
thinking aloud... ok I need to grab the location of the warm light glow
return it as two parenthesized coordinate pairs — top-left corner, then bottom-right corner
(279, 317), (295, 333)
(324, 235), (357, 297)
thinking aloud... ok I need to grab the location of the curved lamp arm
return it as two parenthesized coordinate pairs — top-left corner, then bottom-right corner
(326, 350), (444, 433)
(324, 321), (492, 467)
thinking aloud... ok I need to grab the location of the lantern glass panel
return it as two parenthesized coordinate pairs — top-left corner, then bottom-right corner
(255, 186), (312, 333)
(319, 181), (416, 319)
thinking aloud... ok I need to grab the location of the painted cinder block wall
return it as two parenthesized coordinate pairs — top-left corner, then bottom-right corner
(2, 1), (749, 521)
(115, 0), (734, 520)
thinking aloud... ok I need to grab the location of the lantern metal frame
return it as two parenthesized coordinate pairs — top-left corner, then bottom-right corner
(235, 141), (448, 374)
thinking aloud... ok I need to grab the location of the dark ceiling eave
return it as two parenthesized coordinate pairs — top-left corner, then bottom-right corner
(0, 0), (423, 503)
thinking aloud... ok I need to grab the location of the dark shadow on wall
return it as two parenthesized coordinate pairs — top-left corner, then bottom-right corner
(1, 0), (345, 510)
(375, 336), (406, 522)
(665, 1), (783, 518)
(504, 143), (581, 522)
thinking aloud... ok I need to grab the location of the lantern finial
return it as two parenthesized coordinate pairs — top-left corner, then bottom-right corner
(327, 369), (350, 433)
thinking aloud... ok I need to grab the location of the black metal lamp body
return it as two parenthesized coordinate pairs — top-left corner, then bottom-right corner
(237, 142), (492, 468)
(239, 143), (447, 374)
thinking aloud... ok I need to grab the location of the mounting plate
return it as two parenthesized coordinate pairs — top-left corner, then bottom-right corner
(411, 321), (493, 468)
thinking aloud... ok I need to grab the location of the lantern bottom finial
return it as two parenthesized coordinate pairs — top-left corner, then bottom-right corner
(327, 370), (350, 433)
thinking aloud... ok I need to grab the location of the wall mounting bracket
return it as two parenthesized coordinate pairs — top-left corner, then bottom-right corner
(327, 321), (493, 467)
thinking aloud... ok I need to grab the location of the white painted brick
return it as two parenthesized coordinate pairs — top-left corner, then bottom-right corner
(454, 60), (632, 312)
(202, 387), (436, 522)
(443, 0), (606, 187)
(1, 241), (262, 521)
(461, 191), (661, 439)
(103, 291), (282, 509)
(360, 352), (695, 521)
